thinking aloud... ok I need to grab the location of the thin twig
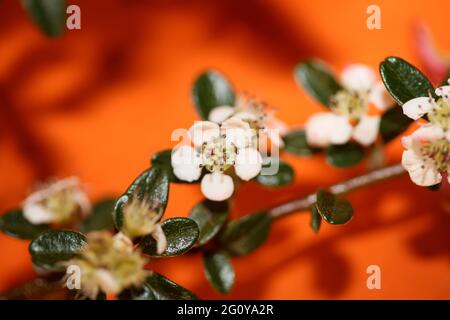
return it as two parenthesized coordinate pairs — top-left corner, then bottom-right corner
(268, 163), (406, 219)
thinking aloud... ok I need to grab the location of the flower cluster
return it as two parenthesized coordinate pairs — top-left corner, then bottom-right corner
(401, 83), (450, 186)
(305, 64), (394, 147)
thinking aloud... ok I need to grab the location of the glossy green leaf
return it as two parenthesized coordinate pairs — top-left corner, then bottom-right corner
(80, 198), (115, 233)
(114, 167), (170, 230)
(118, 286), (156, 300)
(310, 206), (322, 233)
(29, 230), (86, 269)
(192, 70), (235, 119)
(189, 200), (229, 246)
(326, 143), (364, 168)
(283, 129), (319, 156)
(294, 60), (342, 107)
(203, 251), (234, 294)
(139, 218), (199, 257)
(21, 0), (66, 37)
(219, 211), (271, 256)
(256, 158), (294, 187)
(380, 56), (434, 105)
(144, 272), (198, 300)
(316, 190), (354, 225)
(379, 106), (413, 142)
(0, 209), (49, 240)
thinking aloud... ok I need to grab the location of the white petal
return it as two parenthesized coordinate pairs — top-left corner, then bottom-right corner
(112, 232), (134, 253)
(151, 224), (167, 255)
(402, 150), (442, 186)
(435, 85), (450, 98)
(402, 97), (433, 120)
(352, 115), (380, 146)
(23, 202), (54, 224)
(411, 124), (445, 142)
(221, 116), (254, 148)
(234, 147), (263, 181)
(208, 106), (235, 123)
(96, 269), (120, 294)
(341, 64), (376, 92)
(305, 113), (351, 147)
(234, 111), (259, 122)
(200, 172), (234, 201)
(369, 81), (395, 111)
(188, 121), (220, 147)
(171, 146), (202, 182)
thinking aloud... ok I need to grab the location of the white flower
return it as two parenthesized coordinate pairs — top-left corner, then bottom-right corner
(305, 64), (393, 148)
(400, 82), (450, 186)
(171, 117), (262, 201)
(207, 94), (288, 149)
(23, 177), (90, 225)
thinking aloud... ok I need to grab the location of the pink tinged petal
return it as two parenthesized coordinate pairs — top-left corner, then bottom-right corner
(340, 64), (376, 92)
(369, 81), (395, 111)
(151, 224), (167, 255)
(329, 115), (353, 145)
(402, 97), (433, 120)
(171, 146), (202, 182)
(200, 172), (234, 201)
(221, 116), (254, 148)
(234, 111), (259, 122)
(352, 115), (380, 146)
(23, 203), (54, 224)
(96, 269), (121, 294)
(402, 150), (442, 186)
(208, 106), (235, 123)
(305, 112), (339, 147)
(188, 121), (220, 147)
(234, 147), (263, 181)
(435, 85), (450, 98)
(411, 124), (445, 142)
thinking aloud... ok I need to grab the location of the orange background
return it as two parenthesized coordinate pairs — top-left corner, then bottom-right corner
(1, 0), (449, 299)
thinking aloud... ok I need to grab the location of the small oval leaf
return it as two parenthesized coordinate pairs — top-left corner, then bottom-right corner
(316, 190), (354, 225)
(192, 70), (235, 120)
(0, 209), (49, 240)
(80, 198), (115, 233)
(21, 0), (66, 37)
(283, 129), (319, 156)
(294, 60), (342, 107)
(189, 200), (229, 246)
(114, 167), (170, 230)
(256, 158), (294, 187)
(139, 218), (199, 257)
(310, 206), (322, 233)
(219, 212), (271, 256)
(380, 56), (434, 105)
(203, 251), (234, 294)
(326, 143), (364, 168)
(29, 230), (86, 269)
(144, 272), (198, 300)
(379, 106), (413, 143)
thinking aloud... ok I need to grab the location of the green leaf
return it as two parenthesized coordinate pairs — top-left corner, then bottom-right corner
(144, 272), (198, 300)
(326, 143), (364, 168)
(283, 129), (319, 156)
(192, 70), (235, 119)
(189, 200), (229, 246)
(380, 56), (434, 105)
(315, 190), (354, 225)
(80, 198), (115, 233)
(118, 286), (156, 300)
(29, 230), (86, 269)
(310, 206), (322, 233)
(379, 106), (413, 143)
(294, 60), (342, 107)
(219, 212), (271, 256)
(114, 167), (170, 230)
(256, 158), (294, 187)
(21, 0), (66, 37)
(203, 251), (234, 294)
(0, 209), (49, 240)
(139, 218), (199, 257)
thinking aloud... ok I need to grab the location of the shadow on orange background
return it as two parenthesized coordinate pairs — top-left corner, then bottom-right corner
(0, 0), (449, 299)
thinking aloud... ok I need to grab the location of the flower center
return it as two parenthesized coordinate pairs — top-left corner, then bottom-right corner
(429, 98), (450, 131)
(421, 138), (450, 172)
(44, 189), (79, 223)
(330, 90), (368, 120)
(123, 198), (160, 239)
(201, 136), (237, 172)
